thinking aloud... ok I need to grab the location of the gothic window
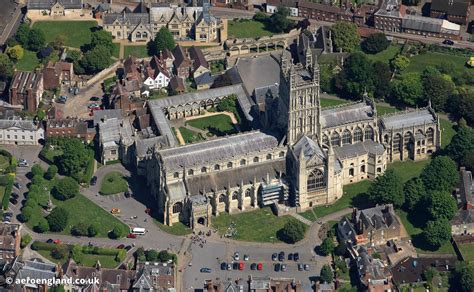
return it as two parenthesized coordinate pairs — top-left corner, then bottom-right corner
(188, 169), (194, 176)
(240, 159), (246, 166)
(227, 162), (233, 168)
(218, 194), (225, 203)
(349, 168), (354, 176)
(299, 96), (303, 105)
(360, 165), (366, 173)
(172, 202), (183, 214)
(299, 118), (303, 133)
(232, 192), (238, 200)
(427, 128), (434, 145)
(393, 133), (402, 153)
(404, 132), (413, 151)
(354, 127), (363, 142)
(342, 129), (352, 145)
(245, 189), (252, 197)
(308, 116), (313, 132)
(266, 153), (272, 160)
(307, 169), (325, 191)
(364, 126), (374, 141)
(330, 132), (340, 146)
(214, 164), (220, 171)
(322, 134), (329, 146)
(384, 134), (389, 143)
(253, 157), (259, 163)
(279, 151), (285, 158)
(173, 172), (179, 178)
(201, 167), (207, 173)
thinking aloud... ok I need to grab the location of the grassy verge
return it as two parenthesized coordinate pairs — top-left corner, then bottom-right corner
(32, 21), (98, 48)
(457, 243), (474, 262)
(155, 220), (192, 236)
(100, 172), (128, 195)
(123, 45), (149, 58)
(440, 118), (456, 149)
(364, 45), (401, 64)
(186, 114), (236, 135)
(320, 98), (349, 108)
(228, 20), (274, 38)
(405, 52), (467, 73)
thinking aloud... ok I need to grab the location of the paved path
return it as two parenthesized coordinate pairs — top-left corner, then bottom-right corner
(290, 213), (312, 226)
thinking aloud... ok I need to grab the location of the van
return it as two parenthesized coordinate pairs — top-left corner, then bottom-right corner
(131, 227), (146, 235)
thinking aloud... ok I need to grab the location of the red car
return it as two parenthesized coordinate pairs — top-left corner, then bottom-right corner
(239, 262), (244, 270)
(53, 239), (61, 245)
(117, 244), (125, 249)
(257, 263), (263, 271)
(127, 233), (137, 238)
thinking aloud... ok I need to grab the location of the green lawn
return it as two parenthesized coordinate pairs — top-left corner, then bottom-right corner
(36, 245), (120, 268)
(212, 207), (297, 243)
(155, 220), (192, 236)
(405, 52), (468, 73)
(364, 45), (401, 64)
(186, 114), (236, 136)
(440, 118), (456, 148)
(320, 98), (349, 108)
(228, 20), (274, 39)
(178, 127), (204, 144)
(458, 243), (474, 262)
(100, 172), (128, 195)
(112, 43), (120, 58)
(376, 104), (400, 116)
(388, 159), (430, 183)
(0, 155), (9, 170)
(27, 193), (128, 237)
(123, 45), (149, 58)
(16, 50), (40, 71)
(32, 21), (98, 48)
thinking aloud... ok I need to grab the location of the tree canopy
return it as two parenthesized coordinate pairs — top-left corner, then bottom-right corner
(320, 264), (334, 284)
(452, 262), (474, 292)
(81, 45), (112, 74)
(367, 169), (404, 208)
(151, 27), (175, 56)
(372, 61), (392, 98)
(446, 127), (474, 164)
(6, 45), (24, 62)
(331, 21), (360, 53)
(403, 177), (426, 211)
(270, 6), (293, 33)
(361, 33), (390, 54)
(421, 156), (459, 193)
(53, 177), (79, 201)
(56, 138), (91, 178)
(319, 237), (335, 256)
(47, 207), (69, 232)
(422, 218), (451, 249)
(278, 220), (307, 243)
(27, 28), (46, 51)
(390, 54), (410, 73)
(90, 30), (114, 54)
(422, 74), (455, 111)
(0, 53), (14, 81)
(428, 190), (457, 221)
(390, 72), (423, 106)
(335, 53), (374, 98)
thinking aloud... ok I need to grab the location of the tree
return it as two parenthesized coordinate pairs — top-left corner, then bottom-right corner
(0, 53), (14, 81)
(53, 177), (79, 200)
(47, 207), (69, 232)
(421, 156), (459, 193)
(319, 237), (335, 256)
(145, 249), (159, 261)
(253, 11), (269, 22)
(390, 72), (424, 106)
(16, 24), (31, 46)
(72, 222), (89, 236)
(461, 150), (474, 171)
(270, 6), (293, 33)
(320, 264), (334, 284)
(90, 30), (114, 54)
(158, 250), (172, 262)
(422, 75), (455, 111)
(456, 89), (474, 127)
(422, 266), (439, 283)
(334, 241), (347, 256)
(361, 33), (390, 54)
(452, 262), (474, 292)
(151, 27), (175, 56)
(27, 28), (46, 51)
(81, 45), (111, 74)
(390, 54), (410, 73)
(136, 247), (146, 262)
(278, 220), (307, 243)
(422, 218), (451, 249)
(367, 169), (404, 208)
(109, 226), (124, 239)
(71, 245), (83, 263)
(31, 164), (45, 177)
(34, 217), (49, 233)
(446, 127), (474, 163)
(331, 21), (360, 53)
(57, 138), (90, 177)
(45, 165), (58, 180)
(335, 53), (374, 98)
(428, 190), (457, 221)
(88, 224), (98, 237)
(51, 246), (69, 259)
(20, 206), (33, 222)
(6, 45), (24, 62)
(21, 234), (32, 248)
(403, 177), (426, 211)
(372, 61), (392, 98)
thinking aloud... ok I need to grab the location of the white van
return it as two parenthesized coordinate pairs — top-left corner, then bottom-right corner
(131, 227), (146, 235)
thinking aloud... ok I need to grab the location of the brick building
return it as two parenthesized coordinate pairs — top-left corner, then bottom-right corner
(9, 71), (44, 112)
(0, 223), (21, 264)
(298, 1), (353, 22)
(45, 118), (93, 142)
(430, 0), (470, 25)
(374, 0), (405, 32)
(42, 60), (74, 90)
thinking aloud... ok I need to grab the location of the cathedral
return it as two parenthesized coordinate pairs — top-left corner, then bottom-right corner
(142, 45), (441, 229)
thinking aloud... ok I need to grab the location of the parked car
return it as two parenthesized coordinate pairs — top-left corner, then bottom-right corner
(11, 193), (19, 199)
(442, 39), (454, 45)
(111, 208), (121, 214)
(304, 264), (310, 271)
(13, 182), (22, 189)
(238, 262), (244, 270)
(200, 267), (212, 273)
(272, 253), (278, 261)
(232, 262), (239, 270)
(233, 252), (240, 261)
(88, 103), (99, 109)
(281, 264), (287, 272)
(288, 253), (293, 261)
(90, 96), (101, 102)
(298, 263), (304, 271)
(4, 212), (13, 217)
(90, 176), (98, 186)
(124, 191), (132, 198)
(250, 263), (257, 270)
(53, 239), (61, 244)
(274, 263), (281, 272)
(278, 251), (285, 261)
(243, 254), (249, 261)
(18, 161), (29, 167)
(257, 263), (263, 271)
(125, 245), (132, 251)
(46, 239), (53, 244)
(9, 198), (18, 205)
(227, 263), (232, 270)
(293, 252), (299, 261)
(117, 244), (125, 249)
(221, 262), (227, 270)
(127, 233), (137, 238)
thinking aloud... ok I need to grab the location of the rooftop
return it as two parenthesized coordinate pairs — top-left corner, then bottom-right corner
(380, 108), (436, 130)
(28, 0), (83, 9)
(335, 140), (385, 159)
(430, 0), (470, 16)
(321, 101), (375, 129)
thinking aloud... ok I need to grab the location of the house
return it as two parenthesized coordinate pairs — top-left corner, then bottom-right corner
(0, 119), (45, 145)
(188, 46), (210, 79)
(9, 71), (44, 112)
(14, 260), (58, 291)
(43, 60), (74, 90)
(195, 72), (214, 90)
(338, 204), (402, 246)
(143, 56), (171, 90)
(173, 45), (192, 79)
(315, 281), (335, 292)
(0, 223), (21, 264)
(391, 256), (455, 288)
(205, 278), (247, 291)
(158, 48), (175, 73)
(298, 1), (353, 23)
(93, 2), (109, 19)
(169, 76), (186, 94)
(133, 262), (175, 290)
(374, 0), (405, 33)
(45, 118), (93, 142)
(402, 14), (460, 39)
(27, 0), (83, 16)
(430, 0), (470, 25)
(354, 246), (393, 291)
(266, 0), (299, 17)
(452, 167), (474, 235)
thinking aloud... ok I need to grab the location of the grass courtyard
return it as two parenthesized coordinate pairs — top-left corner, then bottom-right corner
(185, 114), (237, 136)
(228, 20), (274, 39)
(123, 45), (149, 58)
(178, 127), (204, 144)
(212, 207), (299, 243)
(16, 50), (40, 71)
(99, 172), (128, 195)
(32, 21), (98, 49)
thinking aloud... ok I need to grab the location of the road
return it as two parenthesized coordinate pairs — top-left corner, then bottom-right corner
(4, 145), (352, 290)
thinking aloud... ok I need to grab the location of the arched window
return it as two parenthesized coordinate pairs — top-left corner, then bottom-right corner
(232, 192), (238, 200)
(364, 126), (374, 141)
(240, 159), (246, 166)
(279, 151), (285, 158)
(214, 164), (220, 171)
(330, 132), (340, 147)
(426, 128), (434, 145)
(384, 134), (389, 143)
(308, 116), (313, 132)
(173, 172), (179, 178)
(201, 167), (207, 173)
(245, 189), (252, 197)
(299, 96), (303, 105)
(172, 202), (183, 214)
(218, 194), (225, 203)
(393, 133), (402, 153)
(266, 153), (272, 160)
(404, 132), (413, 151)
(188, 169), (194, 176)
(353, 127), (363, 142)
(227, 162), (233, 168)
(253, 157), (259, 163)
(307, 169), (326, 191)
(322, 134), (329, 146)
(299, 117), (303, 133)
(342, 129), (352, 145)
(360, 165), (366, 173)
(349, 168), (354, 176)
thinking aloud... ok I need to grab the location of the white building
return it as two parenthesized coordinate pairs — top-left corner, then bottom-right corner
(266, 5), (299, 17)
(143, 66), (171, 90)
(0, 119), (44, 145)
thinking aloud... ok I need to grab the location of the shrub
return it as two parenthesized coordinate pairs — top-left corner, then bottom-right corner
(2, 176), (13, 210)
(361, 33), (390, 54)
(109, 226), (124, 239)
(116, 249), (126, 262)
(145, 249), (159, 261)
(53, 177), (79, 201)
(31, 241), (56, 251)
(20, 206), (33, 222)
(278, 220), (307, 243)
(31, 164), (45, 177)
(44, 165), (58, 180)
(51, 246), (69, 259)
(47, 207), (69, 232)
(34, 218), (49, 233)
(20, 234), (32, 248)
(71, 222), (89, 236)
(87, 224), (98, 237)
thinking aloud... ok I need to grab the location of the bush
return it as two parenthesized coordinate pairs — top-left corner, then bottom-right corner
(145, 249), (159, 261)
(2, 176), (13, 210)
(361, 33), (390, 54)
(20, 234), (32, 248)
(136, 247), (146, 262)
(158, 250), (172, 262)
(71, 222), (89, 236)
(116, 249), (126, 262)
(51, 246), (69, 259)
(53, 177), (79, 201)
(31, 164), (45, 177)
(34, 218), (49, 233)
(20, 206), (33, 222)
(278, 220), (307, 243)
(31, 241), (56, 251)
(109, 226), (124, 239)
(47, 207), (69, 232)
(44, 165), (58, 180)
(319, 237), (335, 256)
(88, 224), (98, 237)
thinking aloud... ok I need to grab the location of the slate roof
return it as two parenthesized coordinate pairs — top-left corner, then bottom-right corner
(27, 0), (83, 10)
(293, 135), (325, 161)
(136, 136), (169, 158)
(402, 15), (443, 33)
(159, 131), (279, 172)
(194, 72), (214, 86)
(16, 260), (56, 283)
(172, 45), (192, 69)
(321, 102), (375, 129)
(459, 168), (474, 206)
(452, 209), (474, 225)
(188, 46), (209, 70)
(334, 140), (385, 159)
(356, 204), (400, 231)
(103, 11), (149, 26)
(392, 256), (455, 286)
(380, 108), (436, 130)
(431, 0), (470, 16)
(0, 119), (37, 131)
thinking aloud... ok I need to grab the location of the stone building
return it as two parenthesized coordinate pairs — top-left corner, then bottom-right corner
(102, 1), (223, 43)
(27, 0), (83, 16)
(430, 0), (470, 25)
(0, 119), (44, 145)
(140, 44), (440, 228)
(452, 167), (474, 235)
(9, 71), (44, 113)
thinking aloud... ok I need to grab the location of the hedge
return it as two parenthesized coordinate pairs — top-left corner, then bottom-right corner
(2, 176), (13, 210)
(81, 154), (95, 184)
(81, 245), (120, 256)
(31, 241), (57, 251)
